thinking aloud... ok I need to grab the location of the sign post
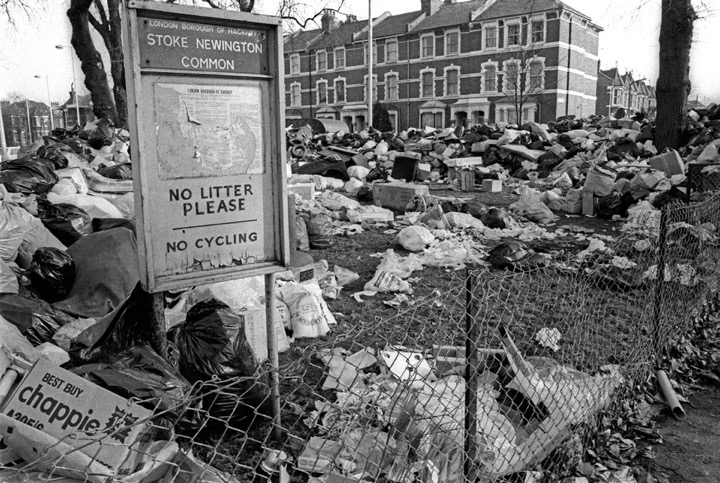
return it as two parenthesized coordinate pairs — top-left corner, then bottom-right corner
(122, 1), (289, 436)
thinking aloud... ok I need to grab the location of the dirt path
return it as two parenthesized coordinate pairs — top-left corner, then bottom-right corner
(647, 386), (720, 482)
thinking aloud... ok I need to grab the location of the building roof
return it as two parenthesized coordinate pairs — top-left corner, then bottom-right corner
(478, 0), (601, 30)
(312, 19), (369, 50)
(354, 10), (424, 40)
(284, 29), (323, 52)
(414, 0), (488, 32)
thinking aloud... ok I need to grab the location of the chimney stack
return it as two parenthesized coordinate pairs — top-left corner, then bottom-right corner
(321, 10), (337, 31)
(420, 0), (443, 16)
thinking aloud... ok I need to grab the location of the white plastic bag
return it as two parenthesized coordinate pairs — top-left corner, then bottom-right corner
(347, 165), (371, 181)
(344, 178), (364, 194)
(46, 193), (124, 219)
(584, 166), (616, 197)
(510, 186), (555, 224)
(445, 212), (485, 230)
(0, 259), (19, 294)
(317, 191), (361, 211)
(278, 280), (333, 339)
(397, 226), (435, 252)
(0, 201), (34, 262)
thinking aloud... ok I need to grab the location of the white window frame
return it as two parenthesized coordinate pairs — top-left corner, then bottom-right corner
(502, 59), (522, 94)
(483, 24), (498, 50)
(334, 77), (347, 103)
(445, 29), (460, 56)
(481, 61), (498, 93)
(419, 109), (444, 128)
(363, 74), (378, 102)
(289, 53), (300, 74)
(530, 18), (545, 43)
(385, 38), (399, 63)
(444, 66), (460, 97)
(363, 41), (378, 65)
(334, 47), (345, 69)
(385, 72), (399, 100)
(527, 56), (545, 91)
(420, 68), (435, 98)
(290, 82), (301, 107)
(421, 34), (434, 58)
(506, 22), (521, 47)
(316, 50), (327, 71)
(316, 80), (328, 105)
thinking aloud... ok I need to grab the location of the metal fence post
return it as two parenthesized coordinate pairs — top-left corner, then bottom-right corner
(652, 207), (669, 358)
(464, 268), (478, 482)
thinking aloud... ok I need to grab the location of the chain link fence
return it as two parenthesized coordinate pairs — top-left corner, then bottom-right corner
(2, 194), (720, 482)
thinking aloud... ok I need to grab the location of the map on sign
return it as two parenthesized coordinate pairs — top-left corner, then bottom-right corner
(154, 82), (264, 179)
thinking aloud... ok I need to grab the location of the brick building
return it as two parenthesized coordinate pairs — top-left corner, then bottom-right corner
(284, 0), (602, 132)
(595, 68), (656, 119)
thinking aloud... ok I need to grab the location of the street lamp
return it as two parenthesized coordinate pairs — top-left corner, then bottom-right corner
(34, 74), (54, 131)
(55, 44), (81, 126)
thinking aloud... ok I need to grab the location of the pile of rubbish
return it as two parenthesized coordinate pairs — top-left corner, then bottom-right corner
(289, 330), (624, 482)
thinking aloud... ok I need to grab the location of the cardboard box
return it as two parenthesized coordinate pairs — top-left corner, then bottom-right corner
(1, 358), (153, 473)
(582, 189), (595, 216)
(373, 183), (430, 211)
(481, 179), (502, 192)
(390, 156), (419, 182)
(460, 171), (475, 191)
(648, 150), (685, 176)
(288, 183), (315, 201)
(445, 156), (484, 168)
(416, 163), (432, 181)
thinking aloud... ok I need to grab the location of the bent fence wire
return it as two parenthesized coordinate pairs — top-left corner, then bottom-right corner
(3, 193), (720, 482)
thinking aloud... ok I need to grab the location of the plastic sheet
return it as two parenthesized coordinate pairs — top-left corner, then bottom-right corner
(97, 163), (132, 180)
(28, 247), (76, 303)
(0, 157), (58, 194)
(0, 200), (35, 262)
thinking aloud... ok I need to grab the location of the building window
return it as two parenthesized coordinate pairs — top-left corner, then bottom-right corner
(531, 20), (544, 42)
(335, 79), (346, 103)
(386, 74), (399, 100)
(421, 111), (443, 128)
(421, 35), (434, 58)
(290, 84), (301, 107)
(445, 68), (459, 96)
(446, 30), (459, 55)
(316, 50), (327, 71)
(386, 39), (398, 63)
(317, 81), (328, 104)
(485, 26), (497, 49)
(483, 65), (496, 92)
(528, 60), (543, 89)
(421, 71), (434, 97)
(364, 75), (377, 102)
(334, 47), (345, 69)
(363, 42), (378, 64)
(507, 24), (520, 46)
(289, 53), (300, 74)
(612, 89), (620, 105)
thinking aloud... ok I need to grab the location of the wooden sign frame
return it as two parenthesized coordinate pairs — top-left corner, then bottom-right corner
(122, 1), (289, 292)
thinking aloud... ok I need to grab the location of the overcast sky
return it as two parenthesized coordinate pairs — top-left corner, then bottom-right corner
(1, 0), (718, 105)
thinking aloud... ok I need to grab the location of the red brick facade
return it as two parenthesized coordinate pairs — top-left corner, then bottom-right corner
(284, 0), (602, 132)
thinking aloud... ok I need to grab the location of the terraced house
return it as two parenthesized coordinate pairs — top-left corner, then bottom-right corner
(284, 0), (601, 133)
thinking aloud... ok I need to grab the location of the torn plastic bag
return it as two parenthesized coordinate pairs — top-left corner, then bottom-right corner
(36, 198), (93, 247)
(278, 281), (334, 339)
(15, 214), (67, 270)
(167, 299), (269, 424)
(397, 225), (435, 252)
(0, 294), (74, 346)
(0, 157), (58, 194)
(91, 217), (137, 235)
(481, 207), (509, 229)
(46, 192), (124, 219)
(71, 345), (196, 429)
(488, 240), (547, 270)
(307, 213), (333, 237)
(510, 186), (555, 224)
(97, 163), (132, 180)
(53, 228), (140, 319)
(68, 283), (154, 362)
(296, 215), (310, 251)
(29, 247), (76, 303)
(37, 143), (75, 170)
(0, 200), (35, 262)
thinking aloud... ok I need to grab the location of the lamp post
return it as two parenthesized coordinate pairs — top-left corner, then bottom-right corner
(55, 44), (81, 126)
(34, 74), (54, 131)
(367, 0), (373, 130)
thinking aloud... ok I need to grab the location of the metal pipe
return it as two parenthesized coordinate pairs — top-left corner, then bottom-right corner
(266, 272), (282, 440)
(656, 369), (687, 420)
(367, 0), (373, 129)
(464, 269), (478, 482)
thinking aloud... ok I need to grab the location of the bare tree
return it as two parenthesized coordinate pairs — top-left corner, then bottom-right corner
(2, 91), (25, 103)
(655, 0), (696, 150)
(501, 54), (545, 124)
(275, 0), (347, 32)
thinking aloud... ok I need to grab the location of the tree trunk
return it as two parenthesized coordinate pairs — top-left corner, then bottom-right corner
(67, 0), (119, 124)
(106, 0), (127, 127)
(655, 0), (694, 150)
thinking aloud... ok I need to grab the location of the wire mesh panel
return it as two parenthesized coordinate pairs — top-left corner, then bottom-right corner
(2, 194), (720, 482)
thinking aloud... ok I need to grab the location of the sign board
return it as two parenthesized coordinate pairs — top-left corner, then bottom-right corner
(122, 1), (289, 292)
